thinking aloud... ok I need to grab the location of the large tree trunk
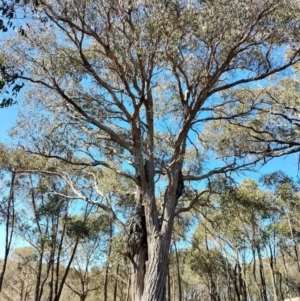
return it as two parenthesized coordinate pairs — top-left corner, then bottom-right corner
(124, 203), (148, 300)
(125, 163), (182, 301)
(140, 186), (180, 301)
(131, 248), (147, 300)
(142, 237), (172, 301)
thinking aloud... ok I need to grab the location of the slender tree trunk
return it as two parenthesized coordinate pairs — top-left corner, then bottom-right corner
(48, 253), (55, 301)
(267, 243), (278, 301)
(210, 278), (221, 301)
(233, 263), (241, 301)
(241, 261), (251, 301)
(277, 271), (284, 301)
(31, 188), (44, 301)
(0, 171), (15, 292)
(226, 262), (233, 301)
(55, 213), (68, 300)
(174, 241), (182, 301)
(35, 247), (44, 301)
(257, 246), (268, 301)
(287, 216), (300, 273)
(237, 263), (247, 301)
(104, 221), (113, 301)
(19, 279), (26, 301)
(280, 250), (291, 300)
(113, 264), (119, 301)
(125, 268), (131, 301)
(252, 247), (262, 301)
(55, 225), (61, 299)
(31, 184), (48, 301)
(167, 261), (171, 301)
(53, 237), (79, 301)
(41, 251), (52, 301)
(173, 276), (175, 301)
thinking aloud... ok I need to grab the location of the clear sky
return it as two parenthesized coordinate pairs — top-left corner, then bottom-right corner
(0, 104), (19, 145)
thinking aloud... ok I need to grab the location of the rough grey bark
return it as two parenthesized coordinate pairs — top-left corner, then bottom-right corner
(122, 162), (184, 301)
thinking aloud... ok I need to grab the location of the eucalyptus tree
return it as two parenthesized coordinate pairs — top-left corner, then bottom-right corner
(2, 247), (37, 301)
(15, 177), (81, 301)
(260, 172), (300, 297)
(65, 215), (111, 301)
(188, 177), (289, 301)
(0, 142), (95, 301)
(2, 0), (300, 300)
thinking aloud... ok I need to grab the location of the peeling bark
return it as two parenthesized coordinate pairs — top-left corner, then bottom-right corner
(124, 204), (148, 300)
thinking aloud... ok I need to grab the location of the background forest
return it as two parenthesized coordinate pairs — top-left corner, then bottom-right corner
(1, 170), (300, 301)
(1, 0), (300, 301)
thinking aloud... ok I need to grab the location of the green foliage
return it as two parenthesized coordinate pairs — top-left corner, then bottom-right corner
(67, 214), (110, 240)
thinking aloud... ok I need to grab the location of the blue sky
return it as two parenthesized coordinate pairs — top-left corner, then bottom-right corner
(0, 104), (19, 145)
